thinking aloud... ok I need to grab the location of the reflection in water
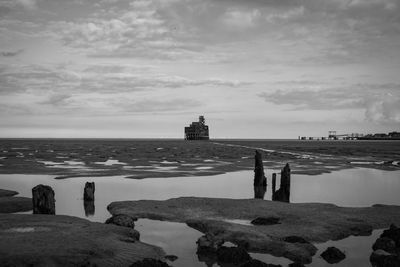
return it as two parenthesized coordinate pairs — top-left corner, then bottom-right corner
(83, 200), (95, 217)
(254, 186), (266, 199)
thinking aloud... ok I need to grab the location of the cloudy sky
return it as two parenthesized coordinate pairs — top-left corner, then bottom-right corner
(0, 0), (399, 138)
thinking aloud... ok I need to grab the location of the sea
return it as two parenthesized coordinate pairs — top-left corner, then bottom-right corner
(0, 138), (399, 267)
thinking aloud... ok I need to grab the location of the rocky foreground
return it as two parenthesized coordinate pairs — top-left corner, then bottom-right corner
(108, 197), (400, 264)
(0, 213), (165, 266)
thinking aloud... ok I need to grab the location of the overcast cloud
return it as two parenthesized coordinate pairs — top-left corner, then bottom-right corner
(0, 0), (399, 138)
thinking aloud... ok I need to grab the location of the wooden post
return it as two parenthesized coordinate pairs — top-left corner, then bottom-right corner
(32, 184), (55, 215)
(84, 182), (95, 201)
(254, 150), (266, 187)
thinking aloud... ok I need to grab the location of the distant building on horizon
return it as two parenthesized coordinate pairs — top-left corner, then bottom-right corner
(184, 116), (209, 140)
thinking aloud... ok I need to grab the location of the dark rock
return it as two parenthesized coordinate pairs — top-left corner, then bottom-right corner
(197, 234), (224, 254)
(240, 259), (281, 267)
(130, 258), (171, 267)
(105, 214), (136, 228)
(284, 236), (309, 244)
(84, 182), (95, 201)
(288, 262), (305, 267)
(164, 255), (178, 261)
(320, 247), (346, 264)
(251, 217), (280, 225)
(216, 246), (251, 264)
(128, 229), (140, 240)
(32, 184), (55, 215)
(381, 224), (400, 247)
(372, 237), (396, 253)
(254, 150), (267, 187)
(370, 249), (400, 267)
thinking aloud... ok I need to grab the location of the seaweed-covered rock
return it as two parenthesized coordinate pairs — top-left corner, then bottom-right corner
(370, 249), (400, 267)
(106, 214), (136, 228)
(32, 184), (55, 215)
(217, 246), (250, 264)
(381, 224), (400, 247)
(372, 237), (396, 253)
(197, 234), (224, 254)
(320, 247), (345, 264)
(130, 258), (171, 267)
(164, 255), (178, 261)
(251, 217), (280, 225)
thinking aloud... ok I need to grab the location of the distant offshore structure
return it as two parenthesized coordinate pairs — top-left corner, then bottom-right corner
(184, 115), (210, 140)
(298, 131), (400, 141)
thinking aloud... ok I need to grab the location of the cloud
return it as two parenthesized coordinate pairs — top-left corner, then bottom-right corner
(1, 49), (23, 57)
(259, 84), (400, 123)
(221, 8), (260, 29)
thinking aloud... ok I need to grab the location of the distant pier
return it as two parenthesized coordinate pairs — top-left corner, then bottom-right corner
(299, 131), (400, 141)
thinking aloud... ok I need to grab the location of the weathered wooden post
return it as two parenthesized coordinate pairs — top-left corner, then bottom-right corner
(272, 173), (277, 195)
(272, 164), (291, 202)
(254, 186), (266, 199)
(84, 182), (95, 201)
(84, 200), (95, 217)
(254, 150), (266, 187)
(281, 163), (291, 202)
(32, 184), (55, 215)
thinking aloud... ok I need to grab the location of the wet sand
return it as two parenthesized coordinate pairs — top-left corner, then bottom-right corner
(0, 139), (399, 179)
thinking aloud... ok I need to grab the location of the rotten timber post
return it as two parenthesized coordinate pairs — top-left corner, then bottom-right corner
(254, 150), (267, 187)
(32, 184), (55, 215)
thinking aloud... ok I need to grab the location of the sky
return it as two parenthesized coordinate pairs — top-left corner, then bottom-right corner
(0, 0), (399, 139)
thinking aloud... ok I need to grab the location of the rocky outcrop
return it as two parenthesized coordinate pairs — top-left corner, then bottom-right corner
(372, 237), (396, 253)
(106, 214), (136, 228)
(254, 150), (266, 187)
(320, 247), (346, 264)
(196, 234), (224, 254)
(272, 164), (290, 202)
(0, 214), (164, 266)
(370, 224), (400, 267)
(84, 182), (95, 201)
(32, 184), (55, 215)
(108, 197), (400, 263)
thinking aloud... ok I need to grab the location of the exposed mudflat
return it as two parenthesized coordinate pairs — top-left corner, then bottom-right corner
(0, 139), (399, 179)
(0, 214), (165, 267)
(0, 188), (31, 213)
(108, 197), (400, 263)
